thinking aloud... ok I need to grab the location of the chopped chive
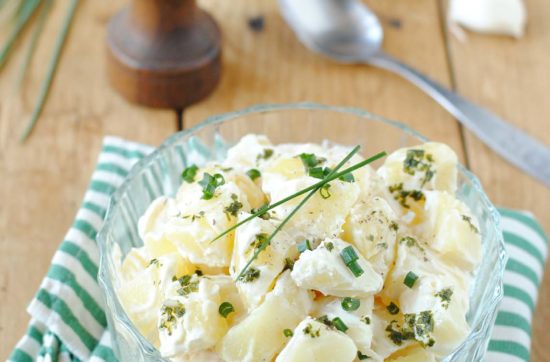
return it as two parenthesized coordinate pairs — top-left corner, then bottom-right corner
(332, 317), (348, 332)
(218, 302), (234, 318)
(198, 172), (225, 200)
(403, 271), (419, 288)
(340, 246), (359, 265)
(246, 168), (261, 180)
(341, 297), (360, 312)
(346, 260), (364, 277)
(210, 150), (387, 244)
(299, 153), (323, 169)
(357, 351), (370, 360)
(387, 302), (400, 315)
(181, 164), (198, 183)
(308, 166), (327, 179)
(319, 184), (331, 199)
(297, 239), (312, 253)
(339, 172), (355, 183)
(283, 328), (293, 337)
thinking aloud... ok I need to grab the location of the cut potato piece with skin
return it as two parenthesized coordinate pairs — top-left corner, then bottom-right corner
(275, 317), (358, 362)
(159, 276), (229, 357)
(416, 191), (482, 271)
(377, 142), (458, 195)
(218, 272), (313, 362)
(231, 213), (298, 311)
(342, 196), (398, 279)
(291, 238), (383, 298)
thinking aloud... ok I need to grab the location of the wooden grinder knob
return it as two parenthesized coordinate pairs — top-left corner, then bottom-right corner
(106, 0), (221, 109)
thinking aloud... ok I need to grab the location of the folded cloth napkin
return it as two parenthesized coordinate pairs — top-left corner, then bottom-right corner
(9, 137), (548, 362)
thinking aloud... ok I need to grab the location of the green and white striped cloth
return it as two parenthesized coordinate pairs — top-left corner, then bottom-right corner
(9, 137), (548, 362)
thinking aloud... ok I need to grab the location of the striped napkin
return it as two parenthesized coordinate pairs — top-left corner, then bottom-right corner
(9, 137), (548, 362)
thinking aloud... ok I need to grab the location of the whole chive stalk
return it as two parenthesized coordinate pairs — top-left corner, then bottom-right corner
(236, 146), (362, 281)
(20, 0), (79, 142)
(210, 149), (387, 244)
(0, 0), (41, 70)
(16, 0), (53, 88)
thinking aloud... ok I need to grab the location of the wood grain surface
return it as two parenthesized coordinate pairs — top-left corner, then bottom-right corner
(0, 0), (548, 360)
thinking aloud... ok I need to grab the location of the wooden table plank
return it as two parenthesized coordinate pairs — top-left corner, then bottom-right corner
(445, 0), (550, 360)
(190, 0), (465, 157)
(0, 1), (176, 358)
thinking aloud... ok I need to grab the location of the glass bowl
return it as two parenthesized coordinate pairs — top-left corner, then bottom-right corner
(97, 102), (507, 362)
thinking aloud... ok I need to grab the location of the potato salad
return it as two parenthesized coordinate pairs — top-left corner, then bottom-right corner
(115, 135), (482, 362)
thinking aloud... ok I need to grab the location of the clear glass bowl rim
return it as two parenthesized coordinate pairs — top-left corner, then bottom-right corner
(97, 101), (508, 361)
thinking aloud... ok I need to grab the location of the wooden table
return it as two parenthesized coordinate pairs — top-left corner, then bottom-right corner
(1, 0), (548, 360)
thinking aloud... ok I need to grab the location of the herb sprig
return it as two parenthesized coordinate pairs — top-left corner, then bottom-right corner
(210, 149), (387, 244)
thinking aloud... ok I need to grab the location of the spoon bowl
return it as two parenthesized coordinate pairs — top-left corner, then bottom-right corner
(279, 0), (383, 62)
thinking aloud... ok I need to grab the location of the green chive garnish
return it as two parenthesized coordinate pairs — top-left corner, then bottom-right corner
(357, 351), (370, 360)
(198, 172), (225, 200)
(297, 239), (312, 253)
(319, 184), (331, 199)
(340, 246), (359, 265)
(332, 317), (348, 332)
(218, 302), (234, 318)
(236, 147), (367, 280)
(308, 166), (328, 179)
(181, 164), (198, 183)
(387, 302), (400, 315)
(347, 260), (364, 277)
(209, 150), (387, 244)
(246, 168), (261, 180)
(341, 297), (360, 312)
(299, 153), (323, 169)
(283, 328), (293, 337)
(404, 271), (419, 288)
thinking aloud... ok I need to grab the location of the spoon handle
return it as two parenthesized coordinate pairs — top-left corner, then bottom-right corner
(368, 52), (550, 187)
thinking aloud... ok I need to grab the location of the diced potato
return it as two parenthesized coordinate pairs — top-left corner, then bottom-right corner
(159, 277), (229, 357)
(291, 238), (383, 298)
(275, 317), (357, 362)
(171, 351), (223, 362)
(218, 272), (313, 362)
(377, 142), (458, 194)
(416, 191), (482, 271)
(208, 275), (247, 326)
(119, 246), (150, 281)
(118, 253), (190, 346)
(231, 214), (298, 310)
(138, 197), (180, 258)
(386, 346), (436, 362)
(224, 134), (274, 169)
(370, 306), (415, 359)
(342, 196), (399, 279)
(315, 296), (375, 354)
(380, 237), (471, 358)
(166, 181), (251, 268)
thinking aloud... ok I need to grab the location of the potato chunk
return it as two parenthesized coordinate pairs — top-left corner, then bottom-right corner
(275, 317), (357, 362)
(291, 238), (382, 298)
(218, 272), (313, 362)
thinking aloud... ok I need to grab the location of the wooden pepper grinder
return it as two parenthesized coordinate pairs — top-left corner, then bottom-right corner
(106, 0), (221, 109)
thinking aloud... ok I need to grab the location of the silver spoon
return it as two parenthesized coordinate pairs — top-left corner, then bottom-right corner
(278, 0), (550, 187)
